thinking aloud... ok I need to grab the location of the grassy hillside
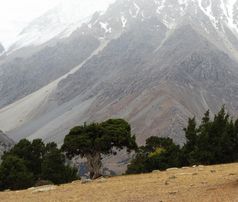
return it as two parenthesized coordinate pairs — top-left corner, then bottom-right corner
(0, 163), (238, 202)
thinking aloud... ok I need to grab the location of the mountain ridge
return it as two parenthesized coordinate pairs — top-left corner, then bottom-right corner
(7, 0), (116, 53)
(1, 0), (238, 172)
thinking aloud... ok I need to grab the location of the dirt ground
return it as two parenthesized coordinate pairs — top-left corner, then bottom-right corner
(0, 163), (238, 202)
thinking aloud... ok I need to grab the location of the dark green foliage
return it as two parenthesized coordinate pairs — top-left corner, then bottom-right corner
(3, 139), (46, 178)
(62, 119), (137, 158)
(101, 119), (138, 153)
(126, 149), (148, 174)
(127, 137), (181, 174)
(0, 139), (78, 190)
(182, 106), (238, 165)
(127, 106), (238, 174)
(0, 155), (34, 190)
(181, 117), (199, 165)
(41, 146), (77, 185)
(62, 119), (138, 179)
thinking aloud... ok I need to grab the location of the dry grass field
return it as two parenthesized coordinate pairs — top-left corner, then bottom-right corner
(0, 163), (238, 202)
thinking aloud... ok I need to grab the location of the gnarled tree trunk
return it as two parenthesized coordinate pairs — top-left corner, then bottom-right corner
(86, 153), (102, 179)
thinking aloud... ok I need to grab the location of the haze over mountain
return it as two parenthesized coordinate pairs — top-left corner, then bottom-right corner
(0, 44), (4, 55)
(1, 0), (238, 152)
(7, 0), (116, 52)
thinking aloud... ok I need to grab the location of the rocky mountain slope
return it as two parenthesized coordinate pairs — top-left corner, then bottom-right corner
(0, 130), (14, 161)
(1, 0), (238, 148)
(0, 34), (100, 108)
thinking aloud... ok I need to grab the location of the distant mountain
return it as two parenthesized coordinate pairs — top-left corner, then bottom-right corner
(1, 0), (238, 149)
(8, 0), (115, 53)
(0, 0), (116, 109)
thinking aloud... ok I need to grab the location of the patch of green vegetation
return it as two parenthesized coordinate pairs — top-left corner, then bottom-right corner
(0, 139), (78, 191)
(127, 106), (238, 174)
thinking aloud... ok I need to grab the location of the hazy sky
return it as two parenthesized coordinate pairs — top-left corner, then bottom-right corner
(0, 0), (60, 47)
(0, 0), (115, 48)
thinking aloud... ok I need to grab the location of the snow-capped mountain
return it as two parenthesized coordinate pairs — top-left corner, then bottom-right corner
(8, 0), (116, 52)
(91, 0), (238, 55)
(2, 0), (238, 173)
(7, 0), (238, 54)
(1, 0), (238, 154)
(153, 0), (238, 32)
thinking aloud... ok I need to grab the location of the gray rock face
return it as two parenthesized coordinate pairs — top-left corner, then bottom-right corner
(1, 0), (238, 148)
(0, 130), (14, 160)
(50, 24), (238, 144)
(0, 35), (100, 108)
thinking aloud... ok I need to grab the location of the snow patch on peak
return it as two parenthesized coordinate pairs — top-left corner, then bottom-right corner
(88, 23), (92, 29)
(156, 0), (166, 13)
(100, 22), (112, 33)
(225, 0), (238, 32)
(198, 0), (219, 29)
(8, 0), (116, 53)
(178, 0), (188, 7)
(220, 0), (229, 19)
(129, 1), (140, 18)
(121, 16), (127, 28)
(133, 2), (140, 15)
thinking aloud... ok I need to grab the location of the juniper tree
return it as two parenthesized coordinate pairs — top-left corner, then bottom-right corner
(62, 119), (137, 179)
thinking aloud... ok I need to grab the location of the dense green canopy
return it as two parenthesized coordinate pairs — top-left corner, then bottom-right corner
(62, 119), (137, 179)
(0, 155), (34, 190)
(182, 107), (238, 165)
(127, 136), (181, 174)
(127, 106), (238, 174)
(62, 119), (137, 158)
(0, 139), (78, 190)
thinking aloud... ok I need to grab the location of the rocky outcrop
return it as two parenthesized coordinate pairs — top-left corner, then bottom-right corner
(0, 35), (100, 108)
(0, 130), (14, 161)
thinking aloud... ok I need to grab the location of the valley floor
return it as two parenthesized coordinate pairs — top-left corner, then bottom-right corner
(0, 163), (238, 202)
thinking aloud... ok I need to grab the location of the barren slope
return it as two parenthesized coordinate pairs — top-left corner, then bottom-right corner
(2, 0), (238, 147)
(0, 163), (238, 202)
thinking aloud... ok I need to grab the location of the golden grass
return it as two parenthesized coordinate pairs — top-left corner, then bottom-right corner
(0, 163), (238, 202)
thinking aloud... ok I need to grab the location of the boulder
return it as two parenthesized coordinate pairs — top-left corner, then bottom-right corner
(166, 168), (179, 171)
(32, 185), (56, 193)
